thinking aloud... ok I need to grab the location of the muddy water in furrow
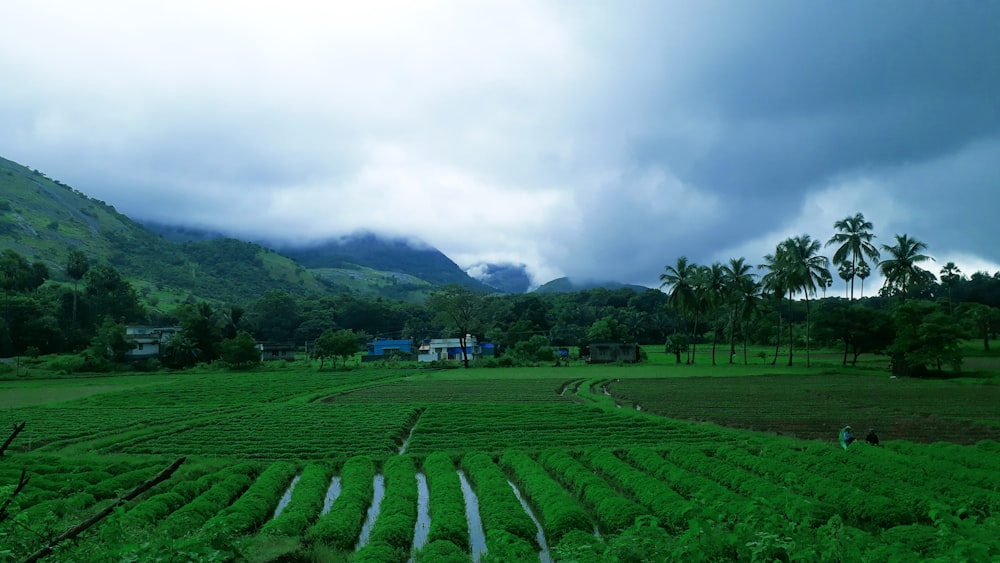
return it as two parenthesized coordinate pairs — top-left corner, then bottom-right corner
(271, 474), (301, 519)
(457, 470), (487, 563)
(508, 479), (551, 563)
(408, 472), (431, 563)
(354, 474), (386, 551)
(320, 476), (341, 515)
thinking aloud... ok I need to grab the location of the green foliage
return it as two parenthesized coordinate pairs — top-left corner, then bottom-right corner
(314, 328), (363, 368)
(307, 455), (375, 550)
(221, 331), (259, 369)
(422, 452), (469, 550)
(889, 301), (963, 376)
(260, 463), (334, 538)
(509, 334), (556, 364)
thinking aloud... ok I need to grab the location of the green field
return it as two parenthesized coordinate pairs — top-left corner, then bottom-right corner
(1, 365), (998, 562)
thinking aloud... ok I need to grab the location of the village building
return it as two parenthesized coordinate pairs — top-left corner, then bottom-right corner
(363, 338), (414, 362)
(256, 342), (296, 362)
(587, 342), (641, 364)
(124, 326), (181, 361)
(418, 335), (481, 362)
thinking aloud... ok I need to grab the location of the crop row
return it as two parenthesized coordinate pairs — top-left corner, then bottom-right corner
(328, 378), (573, 404)
(73, 372), (361, 407)
(460, 451), (537, 557)
(499, 449), (592, 543)
(6, 440), (999, 561)
(354, 455), (419, 561)
(108, 405), (419, 460)
(260, 463), (334, 537)
(421, 452), (469, 553)
(308, 455), (375, 550)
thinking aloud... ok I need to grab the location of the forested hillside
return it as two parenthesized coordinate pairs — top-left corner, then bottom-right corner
(0, 156), (334, 306)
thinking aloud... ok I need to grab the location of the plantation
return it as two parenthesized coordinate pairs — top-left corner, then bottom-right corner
(1, 365), (999, 562)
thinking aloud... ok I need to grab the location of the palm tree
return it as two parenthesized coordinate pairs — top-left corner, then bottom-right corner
(878, 234), (933, 298)
(702, 263), (727, 365)
(735, 273), (762, 365)
(660, 257), (698, 362)
(762, 235), (831, 367)
(939, 262), (962, 315)
(760, 249), (792, 366)
(722, 257), (754, 364)
(826, 213), (879, 301)
(856, 262), (871, 298)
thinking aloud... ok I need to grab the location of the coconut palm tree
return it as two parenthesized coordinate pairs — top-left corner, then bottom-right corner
(701, 263), (727, 365)
(735, 271), (762, 365)
(783, 235), (831, 367)
(762, 235), (831, 367)
(826, 213), (880, 301)
(856, 262), (871, 298)
(760, 248), (792, 366)
(878, 234), (933, 298)
(660, 257), (698, 362)
(939, 262), (962, 315)
(722, 257), (754, 364)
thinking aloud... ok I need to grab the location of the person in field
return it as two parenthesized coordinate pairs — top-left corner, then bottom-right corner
(865, 428), (880, 446)
(839, 425), (855, 450)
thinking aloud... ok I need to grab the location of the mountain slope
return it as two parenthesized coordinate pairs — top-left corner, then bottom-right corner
(533, 276), (649, 294)
(277, 232), (495, 293)
(0, 156), (332, 307)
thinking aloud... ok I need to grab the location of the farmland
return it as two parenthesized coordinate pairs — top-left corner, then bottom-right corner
(1, 365), (999, 562)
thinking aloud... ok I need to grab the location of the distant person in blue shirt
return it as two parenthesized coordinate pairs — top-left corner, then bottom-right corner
(839, 425), (855, 450)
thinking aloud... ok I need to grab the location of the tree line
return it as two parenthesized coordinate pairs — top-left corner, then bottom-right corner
(1, 211), (998, 373)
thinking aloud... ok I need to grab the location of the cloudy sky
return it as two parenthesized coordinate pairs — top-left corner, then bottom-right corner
(2, 1), (998, 289)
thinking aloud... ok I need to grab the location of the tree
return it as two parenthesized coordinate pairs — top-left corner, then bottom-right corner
(761, 235), (830, 367)
(314, 328), (362, 368)
(66, 250), (89, 327)
(878, 234), (933, 298)
(221, 331), (260, 369)
(939, 262), (963, 315)
(426, 285), (487, 368)
(89, 317), (132, 364)
(958, 302), (999, 352)
(887, 301), (961, 377)
(510, 334), (556, 363)
(826, 213), (879, 301)
(664, 333), (688, 364)
(83, 264), (146, 326)
(856, 262), (872, 298)
(176, 302), (222, 362)
(251, 290), (301, 343)
(721, 257), (754, 365)
(160, 334), (200, 369)
(659, 257), (700, 362)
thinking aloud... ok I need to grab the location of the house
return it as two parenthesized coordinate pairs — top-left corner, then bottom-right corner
(256, 342), (296, 362)
(418, 335), (480, 362)
(587, 342), (641, 364)
(363, 338), (414, 362)
(124, 326), (181, 360)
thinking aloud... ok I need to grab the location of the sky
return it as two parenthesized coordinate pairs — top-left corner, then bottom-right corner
(2, 1), (998, 291)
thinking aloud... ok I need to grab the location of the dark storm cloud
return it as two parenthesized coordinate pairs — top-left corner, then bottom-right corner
(554, 1), (1000, 284)
(1, 1), (998, 287)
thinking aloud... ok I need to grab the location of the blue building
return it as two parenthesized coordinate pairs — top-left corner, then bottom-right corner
(365, 338), (414, 361)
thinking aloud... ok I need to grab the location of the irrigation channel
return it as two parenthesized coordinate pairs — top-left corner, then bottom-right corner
(355, 474), (386, 551)
(321, 475), (341, 515)
(509, 479), (552, 563)
(408, 473), (431, 563)
(457, 470), (488, 563)
(272, 474), (301, 518)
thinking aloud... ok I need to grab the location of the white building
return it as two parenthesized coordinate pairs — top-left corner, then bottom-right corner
(418, 335), (480, 362)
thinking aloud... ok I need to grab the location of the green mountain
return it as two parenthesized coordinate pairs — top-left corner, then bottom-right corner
(533, 276), (649, 294)
(2, 155), (501, 309)
(0, 156), (332, 310)
(277, 232), (495, 293)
